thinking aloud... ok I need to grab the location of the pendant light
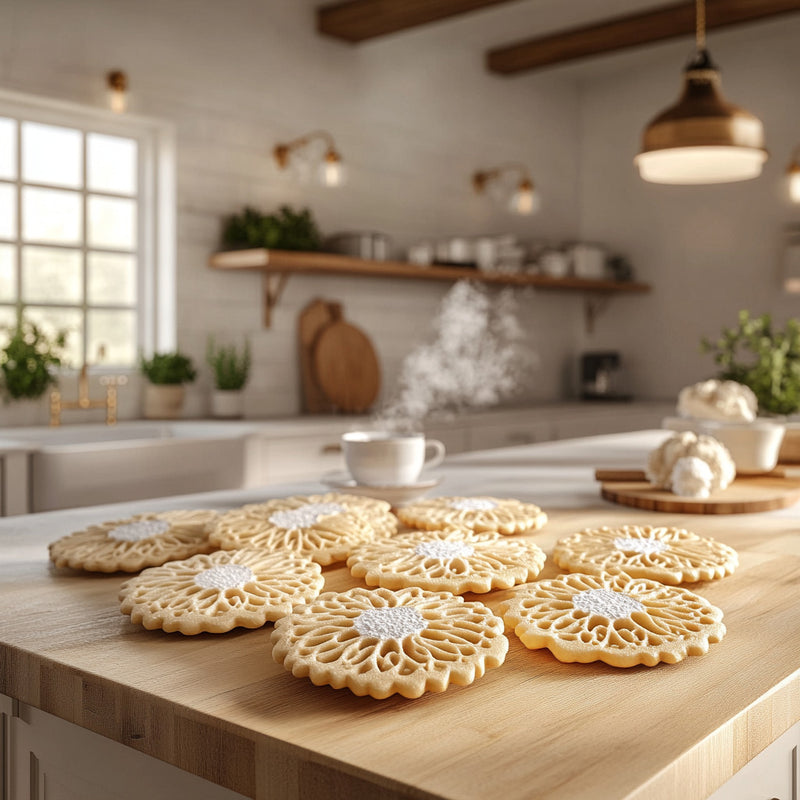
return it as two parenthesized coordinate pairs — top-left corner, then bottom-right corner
(635, 0), (767, 184)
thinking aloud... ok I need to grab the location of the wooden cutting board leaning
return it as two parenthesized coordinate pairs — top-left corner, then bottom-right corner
(298, 299), (381, 414)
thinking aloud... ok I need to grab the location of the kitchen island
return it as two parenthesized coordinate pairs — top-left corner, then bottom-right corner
(2, 430), (799, 800)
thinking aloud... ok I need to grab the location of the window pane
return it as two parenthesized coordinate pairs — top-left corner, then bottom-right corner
(88, 133), (137, 195)
(25, 305), (82, 368)
(0, 244), (16, 301)
(22, 187), (82, 244)
(22, 246), (82, 304)
(22, 121), (82, 188)
(87, 252), (136, 304)
(87, 308), (136, 366)
(0, 118), (16, 180)
(88, 195), (136, 250)
(0, 183), (16, 239)
(0, 306), (17, 348)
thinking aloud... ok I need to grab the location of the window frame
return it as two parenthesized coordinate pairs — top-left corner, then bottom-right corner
(0, 88), (176, 369)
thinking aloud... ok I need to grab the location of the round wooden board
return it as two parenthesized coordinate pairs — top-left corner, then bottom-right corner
(312, 319), (381, 413)
(600, 477), (800, 514)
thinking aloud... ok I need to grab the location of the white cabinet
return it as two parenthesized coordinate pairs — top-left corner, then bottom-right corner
(245, 431), (346, 486)
(241, 403), (673, 487)
(1, 694), (246, 800)
(467, 419), (554, 451)
(708, 719), (799, 800)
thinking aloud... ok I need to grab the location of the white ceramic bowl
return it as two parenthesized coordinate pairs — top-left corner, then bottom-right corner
(662, 416), (786, 474)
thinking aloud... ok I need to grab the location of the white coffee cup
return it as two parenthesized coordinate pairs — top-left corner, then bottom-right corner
(341, 431), (446, 486)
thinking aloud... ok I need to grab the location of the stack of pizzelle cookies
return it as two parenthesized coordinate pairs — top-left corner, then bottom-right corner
(48, 491), (737, 697)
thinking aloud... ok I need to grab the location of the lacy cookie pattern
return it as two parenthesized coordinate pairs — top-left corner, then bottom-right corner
(396, 496), (547, 535)
(48, 509), (220, 573)
(271, 586), (508, 698)
(347, 528), (546, 593)
(553, 524), (738, 584)
(500, 571), (726, 668)
(119, 548), (324, 634)
(210, 493), (397, 565)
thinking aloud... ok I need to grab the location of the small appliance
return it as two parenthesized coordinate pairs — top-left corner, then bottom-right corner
(581, 351), (631, 401)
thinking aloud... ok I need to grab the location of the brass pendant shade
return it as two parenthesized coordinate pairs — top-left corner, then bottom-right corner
(636, 49), (767, 184)
(635, 0), (768, 186)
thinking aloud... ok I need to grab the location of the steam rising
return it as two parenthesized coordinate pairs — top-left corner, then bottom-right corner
(378, 281), (536, 427)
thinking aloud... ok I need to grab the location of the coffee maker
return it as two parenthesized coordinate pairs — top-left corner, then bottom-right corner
(581, 351), (630, 401)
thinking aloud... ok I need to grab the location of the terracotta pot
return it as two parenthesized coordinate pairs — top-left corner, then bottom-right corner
(143, 384), (185, 419)
(210, 390), (244, 419)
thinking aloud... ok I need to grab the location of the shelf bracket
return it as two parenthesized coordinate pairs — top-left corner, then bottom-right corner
(584, 294), (612, 334)
(262, 272), (289, 327)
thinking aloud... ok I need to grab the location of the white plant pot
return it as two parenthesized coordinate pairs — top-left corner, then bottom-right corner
(143, 384), (185, 419)
(210, 389), (244, 419)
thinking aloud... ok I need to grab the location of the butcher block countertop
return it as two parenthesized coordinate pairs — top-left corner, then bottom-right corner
(2, 430), (800, 800)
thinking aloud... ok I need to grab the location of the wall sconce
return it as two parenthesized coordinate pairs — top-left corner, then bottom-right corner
(106, 70), (128, 114)
(472, 163), (539, 215)
(787, 147), (800, 203)
(635, 0), (767, 184)
(273, 130), (346, 187)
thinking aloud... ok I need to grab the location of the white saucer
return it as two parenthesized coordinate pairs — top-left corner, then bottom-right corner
(321, 472), (442, 506)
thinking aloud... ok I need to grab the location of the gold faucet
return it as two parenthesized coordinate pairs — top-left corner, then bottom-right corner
(49, 348), (128, 426)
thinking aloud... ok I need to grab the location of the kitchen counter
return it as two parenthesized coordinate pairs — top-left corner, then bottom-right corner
(2, 430), (800, 799)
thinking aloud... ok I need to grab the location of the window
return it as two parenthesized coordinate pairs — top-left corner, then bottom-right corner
(0, 90), (175, 368)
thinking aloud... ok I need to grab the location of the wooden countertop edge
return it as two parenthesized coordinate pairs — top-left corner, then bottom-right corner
(4, 638), (800, 800)
(626, 674), (800, 800)
(0, 642), (431, 800)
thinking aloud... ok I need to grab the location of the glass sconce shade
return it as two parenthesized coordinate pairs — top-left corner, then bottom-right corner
(788, 159), (800, 203)
(319, 149), (346, 187)
(508, 179), (540, 215)
(106, 71), (128, 114)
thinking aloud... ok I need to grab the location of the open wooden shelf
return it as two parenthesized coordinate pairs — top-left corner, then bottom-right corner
(208, 248), (651, 328)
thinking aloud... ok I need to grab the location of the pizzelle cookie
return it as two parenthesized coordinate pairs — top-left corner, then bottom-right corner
(119, 548), (324, 635)
(48, 509), (220, 573)
(553, 524), (738, 584)
(347, 528), (546, 594)
(396, 496), (547, 535)
(271, 586), (508, 698)
(500, 571), (725, 668)
(210, 493), (397, 565)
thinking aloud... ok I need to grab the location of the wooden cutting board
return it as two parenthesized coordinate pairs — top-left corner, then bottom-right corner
(312, 308), (380, 414)
(298, 299), (339, 414)
(595, 469), (800, 514)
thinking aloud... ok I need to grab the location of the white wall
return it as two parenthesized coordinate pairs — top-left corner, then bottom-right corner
(577, 16), (800, 400)
(0, 0), (585, 424)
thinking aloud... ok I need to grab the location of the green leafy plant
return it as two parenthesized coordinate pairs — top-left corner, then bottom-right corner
(206, 337), (251, 391)
(701, 310), (800, 416)
(0, 316), (68, 401)
(222, 205), (321, 252)
(139, 351), (196, 385)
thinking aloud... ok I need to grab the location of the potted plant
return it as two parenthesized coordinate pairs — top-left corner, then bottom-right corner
(206, 337), (250, 418)
(221, 205), (321, 252)
(701, 311), (800, 417)
(1, 316), (68, 400)
(0, 315), (68, 425)
(139, 351), (196, 419)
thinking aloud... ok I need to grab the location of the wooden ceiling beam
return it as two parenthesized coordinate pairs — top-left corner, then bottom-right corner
(317, 0), (519, 43)
(487, 0), (800, 74)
